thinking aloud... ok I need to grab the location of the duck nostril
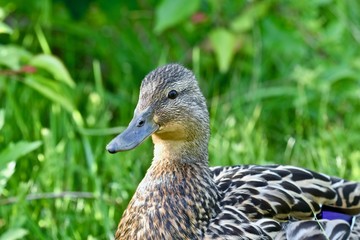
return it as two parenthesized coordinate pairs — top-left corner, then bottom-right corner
(137, 119), (145, 127)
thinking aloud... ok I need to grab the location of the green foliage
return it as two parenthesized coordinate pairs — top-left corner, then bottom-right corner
(29, 54), (75, 88)
(155, 0), (200, 33)
(209, 28), (237, 73)
(0, 141), (42, 194)
(0, 228), (28, 240)
(0, 0), (360, 239)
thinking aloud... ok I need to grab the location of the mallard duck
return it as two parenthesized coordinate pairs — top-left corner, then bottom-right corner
(106, 64), (360, 240)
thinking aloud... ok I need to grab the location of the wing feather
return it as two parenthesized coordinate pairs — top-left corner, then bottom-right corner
(208, 165), (360, 239)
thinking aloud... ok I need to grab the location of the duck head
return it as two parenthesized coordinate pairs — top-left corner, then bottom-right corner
(106, 64), (210, 162)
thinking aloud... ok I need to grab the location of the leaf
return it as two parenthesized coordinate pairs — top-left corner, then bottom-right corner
(24, 75), (75, 113)
(29, 54), (75, 88)
(0, 228), (28, 240)
(0, 141), (42, 195)
(0, 109), (4, 130)
(230, 14), (254, 33)
(209, 28), (237, 73)
(154, 0), (200, 33)
(0, 22), (13, 34)
(230, 1), (270, 33)
(0, 141), (42, 168)
(0, 161), (16, 195)
(0, 45), (32, 69)
(244, 86), (298, 102)
(320, 66), (357, 84)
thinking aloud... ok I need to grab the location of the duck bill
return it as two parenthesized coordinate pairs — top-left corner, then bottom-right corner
(106, 107), (159, 153)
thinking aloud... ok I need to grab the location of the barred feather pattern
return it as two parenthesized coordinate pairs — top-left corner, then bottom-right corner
(116, 161), (220, 239)
(350, 216), (360, 240)
(206, 165), (360, 239)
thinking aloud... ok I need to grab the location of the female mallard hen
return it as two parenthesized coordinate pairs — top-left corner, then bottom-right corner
(106, 64), (360, 240)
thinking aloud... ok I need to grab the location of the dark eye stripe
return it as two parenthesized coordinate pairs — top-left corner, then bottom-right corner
(168, 90), (178, 99)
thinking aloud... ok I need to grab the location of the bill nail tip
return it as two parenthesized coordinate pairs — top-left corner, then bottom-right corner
(106, 144), (116, 154)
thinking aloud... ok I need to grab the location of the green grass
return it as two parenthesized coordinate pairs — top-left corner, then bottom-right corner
(1, 0), (360, 239)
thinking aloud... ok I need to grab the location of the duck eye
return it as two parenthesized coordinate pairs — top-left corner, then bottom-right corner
(167, 90), (178, 99)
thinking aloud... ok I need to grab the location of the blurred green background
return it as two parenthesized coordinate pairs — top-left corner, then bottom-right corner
(1, 0), (360, 239)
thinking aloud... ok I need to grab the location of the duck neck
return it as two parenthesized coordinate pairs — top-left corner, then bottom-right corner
(148, 137), (218, 235)
(152, 135), (209, 165)
(116, 136), (220, 239)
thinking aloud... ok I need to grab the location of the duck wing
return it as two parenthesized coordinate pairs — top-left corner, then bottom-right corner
(282, 219), (351, 240)
(206, 165), (360, 239)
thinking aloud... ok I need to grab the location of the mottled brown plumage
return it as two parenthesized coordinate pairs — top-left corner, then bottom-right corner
(107, 64), (360, 240)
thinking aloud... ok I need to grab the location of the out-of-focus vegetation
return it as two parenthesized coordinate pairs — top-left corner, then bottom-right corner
(0, 0), (360, 239)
